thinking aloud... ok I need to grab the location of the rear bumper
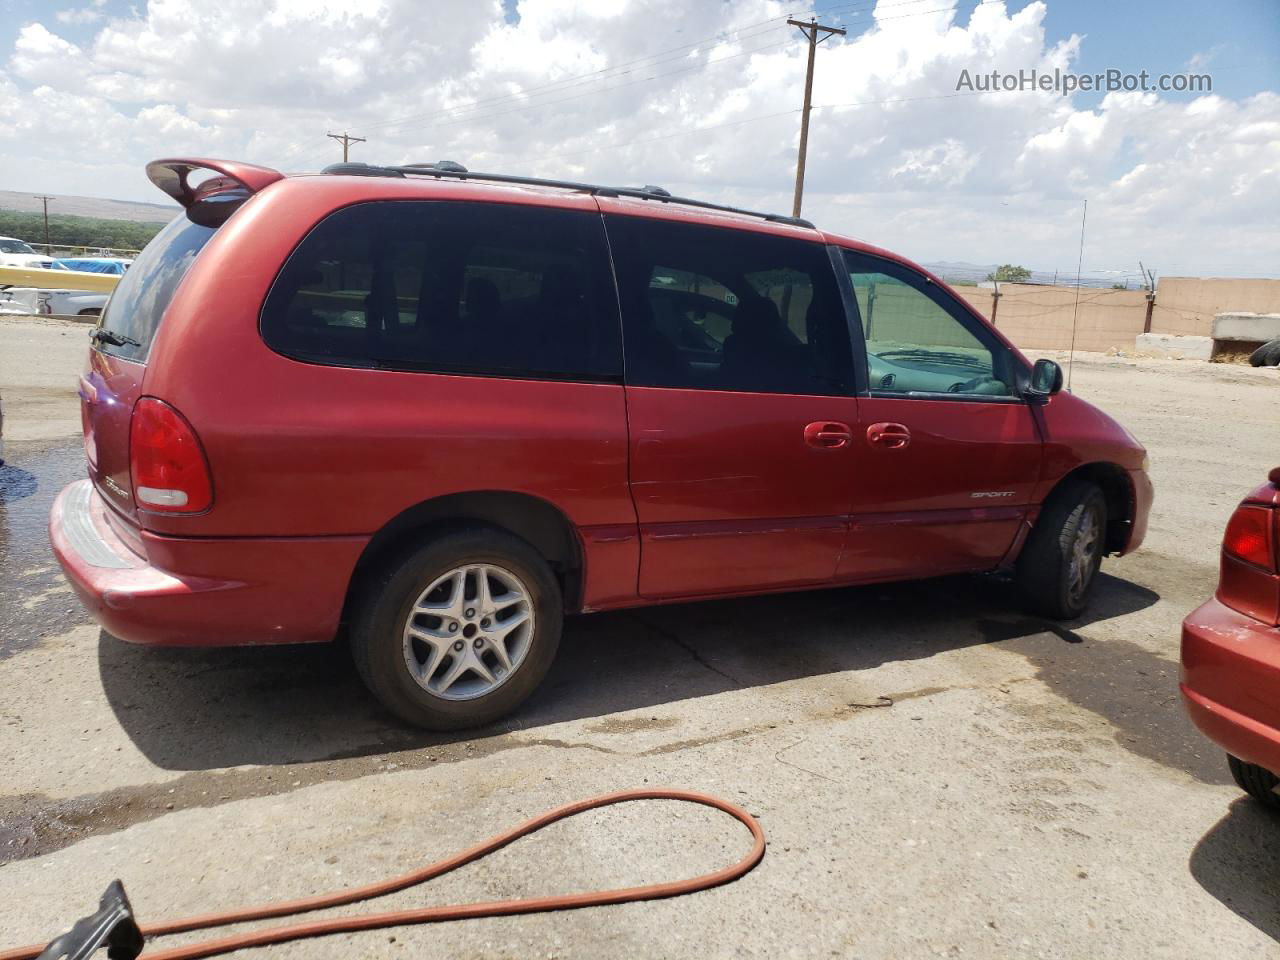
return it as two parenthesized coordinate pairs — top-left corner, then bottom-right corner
(50, 479), (368, 646)
(1180, 596), (1280, 775)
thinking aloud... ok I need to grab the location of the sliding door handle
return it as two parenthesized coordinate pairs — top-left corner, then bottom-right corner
(867, 422), (911, 450)
(804, 421), (853, 449)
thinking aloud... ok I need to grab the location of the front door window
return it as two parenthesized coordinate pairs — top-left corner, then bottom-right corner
(845, 254), (1014, 398)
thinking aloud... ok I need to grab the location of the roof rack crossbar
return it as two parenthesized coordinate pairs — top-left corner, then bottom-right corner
(320, 162), (816, 230)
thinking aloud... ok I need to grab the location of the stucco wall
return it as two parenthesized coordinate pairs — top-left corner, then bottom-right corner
(1151, 277), (1280, 337)
(941, 277), (1280, 355)
(954, 287), (992, 320)
(993, 285), (1148, 352)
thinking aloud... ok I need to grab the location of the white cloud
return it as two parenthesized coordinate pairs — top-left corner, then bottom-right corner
(55, 0), (108, 26)
(1187, 43), (1225, 71)
(2, 0), (1277, 276)
(890, 139), (978, 187)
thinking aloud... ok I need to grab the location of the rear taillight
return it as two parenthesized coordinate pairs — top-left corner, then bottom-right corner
(1219, 502), (1280, 625)
(1223, 506), (1277, 572)
(129, 397), (212, 513)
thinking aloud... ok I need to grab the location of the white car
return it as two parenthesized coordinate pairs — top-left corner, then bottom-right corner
(44, 288), (111, 317)
(0, 252), (67, 270)
(0, 254), (111, 316)
(0, 236), (36, 256)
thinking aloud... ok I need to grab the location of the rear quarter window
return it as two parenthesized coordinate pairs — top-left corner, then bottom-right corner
(96, 216), (216, 362)
(259, 200), (622, 382)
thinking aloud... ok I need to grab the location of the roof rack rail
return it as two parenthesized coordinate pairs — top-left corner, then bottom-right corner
(319, 161), (816, 230)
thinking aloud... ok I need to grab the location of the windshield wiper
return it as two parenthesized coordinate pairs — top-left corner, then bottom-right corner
(90, 328), (141, 348)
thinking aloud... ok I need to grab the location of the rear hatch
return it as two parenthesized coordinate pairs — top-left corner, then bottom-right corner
(80, 157), (285, 527)
(82, 215), (217, 523)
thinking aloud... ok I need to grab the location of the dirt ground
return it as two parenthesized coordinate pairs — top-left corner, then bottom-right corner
(1, 315), (1277, 958)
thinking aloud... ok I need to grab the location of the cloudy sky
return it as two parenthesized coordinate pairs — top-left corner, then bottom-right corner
(2, 0), (1278, 279)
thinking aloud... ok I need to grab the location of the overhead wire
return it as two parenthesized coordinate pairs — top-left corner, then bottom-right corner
(291, 0), (1012, 170)
(355, 0), (964, 133)
(304, 0), (1003, 158)
(511, 89), (1001, 167)
(357, 20), (792, 132)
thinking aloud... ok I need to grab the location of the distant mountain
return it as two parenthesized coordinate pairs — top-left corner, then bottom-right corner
(0, 190), (178, 223)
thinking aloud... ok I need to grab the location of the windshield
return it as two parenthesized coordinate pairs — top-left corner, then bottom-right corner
(96, 216), (216, 362)
(0, 238), (36, 254)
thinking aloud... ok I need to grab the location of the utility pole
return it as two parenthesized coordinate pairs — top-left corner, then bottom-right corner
(788, 17), (845, 218)
(1140, 260), (1157, 333)
(327, 131), (366, 162)
(34, 195), (54, 253)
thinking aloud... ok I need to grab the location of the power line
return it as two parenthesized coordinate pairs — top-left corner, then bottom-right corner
(532, 107), (801, 163)
(516, 90), (997, 166)
(287, 38), (791, 171)
(354, 0), (981, 136)
(358, 19), (793, 133)
(360, 34), (795, 138)
(296, 83), (1007, 174)
(292, 0), (1011, 170)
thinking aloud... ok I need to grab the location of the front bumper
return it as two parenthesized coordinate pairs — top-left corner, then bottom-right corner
(1180, 596), (1280, 775)
(1122, 467), (1153, 555)
(50, 479), (368, 647)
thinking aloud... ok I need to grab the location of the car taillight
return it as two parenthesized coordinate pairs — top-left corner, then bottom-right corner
(129, 397), (212, 513)
(1223, 505), (1277, 572)
(1218, 501), (1280, 625)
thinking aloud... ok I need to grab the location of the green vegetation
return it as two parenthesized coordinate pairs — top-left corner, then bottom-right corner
(0, 210), (165, 252)
(985, 264), (1032, 283)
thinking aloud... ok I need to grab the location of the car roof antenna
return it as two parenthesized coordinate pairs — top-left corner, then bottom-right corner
(1067, 199), (1087, 392)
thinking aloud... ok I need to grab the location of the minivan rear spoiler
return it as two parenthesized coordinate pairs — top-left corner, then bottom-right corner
(146, 158), (284, 227)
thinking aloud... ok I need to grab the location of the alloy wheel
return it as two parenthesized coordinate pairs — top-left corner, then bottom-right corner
(402, 563), (535, 701)
(1066, 505), (1101, 606)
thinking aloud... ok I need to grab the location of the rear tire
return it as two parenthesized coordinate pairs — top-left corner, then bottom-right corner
(1228, 754), (1280, 809)
(352, 527), (562, 730)
(1015, 481), (1108, 620)
(1248, 338), (1280, 367)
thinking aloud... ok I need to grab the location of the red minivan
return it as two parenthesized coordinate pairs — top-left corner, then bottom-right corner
(50, 158), (1152, 729)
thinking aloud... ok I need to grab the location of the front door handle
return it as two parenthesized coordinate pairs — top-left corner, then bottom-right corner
(804, 421), (853, 449)
(867, 421), (911, 450)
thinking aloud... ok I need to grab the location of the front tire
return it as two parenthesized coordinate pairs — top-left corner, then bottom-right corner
(1015, 481), (1108, 619)
(352, 527), (562, 730)
(1228, 755), (1280, 810)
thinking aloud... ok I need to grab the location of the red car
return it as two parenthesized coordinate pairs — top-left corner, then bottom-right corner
(1182, 467), (1280, 808)
(50, 157), (1152, 729)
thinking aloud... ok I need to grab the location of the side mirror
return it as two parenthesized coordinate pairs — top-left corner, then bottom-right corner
(1026, 358), (1064, 400)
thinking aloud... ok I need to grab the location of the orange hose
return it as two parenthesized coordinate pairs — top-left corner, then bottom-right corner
(2, 789), (765, 960)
